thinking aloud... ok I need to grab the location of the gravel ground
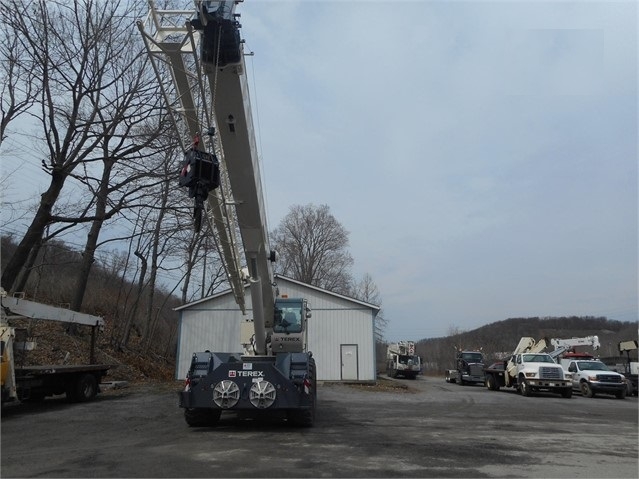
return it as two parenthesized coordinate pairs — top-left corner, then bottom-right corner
(1, 375), (637, 478)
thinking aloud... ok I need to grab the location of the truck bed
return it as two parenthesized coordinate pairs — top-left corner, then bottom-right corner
(15, 364), (113, 376)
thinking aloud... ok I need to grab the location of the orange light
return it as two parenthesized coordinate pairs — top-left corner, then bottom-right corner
(281, 294), (288, 298)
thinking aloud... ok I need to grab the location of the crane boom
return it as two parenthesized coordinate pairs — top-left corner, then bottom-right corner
(137, 0), (276, 344)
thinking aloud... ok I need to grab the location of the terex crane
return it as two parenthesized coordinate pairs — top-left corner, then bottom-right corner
(138, 1), (316, 426)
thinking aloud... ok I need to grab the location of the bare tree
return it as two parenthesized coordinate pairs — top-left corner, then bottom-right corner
(351, 273), (387, 340)
(0, 21), (40, 145)
(271, 204), (353, 294)
(0, 0), (167, 294)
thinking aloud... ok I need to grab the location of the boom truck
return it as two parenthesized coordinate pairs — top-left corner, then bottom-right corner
(386, 341), (421, 379)
(1, 289), (113, 405)
(138, 1), (316, 426)
(483, 337), (572, 398)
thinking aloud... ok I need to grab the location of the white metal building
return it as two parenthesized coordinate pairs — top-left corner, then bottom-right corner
(175, 275), (380, 382)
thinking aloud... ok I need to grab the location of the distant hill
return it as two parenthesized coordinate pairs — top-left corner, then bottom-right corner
(410, 316), (637, 375)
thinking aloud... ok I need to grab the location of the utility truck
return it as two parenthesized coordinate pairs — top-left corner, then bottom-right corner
(386, 341), (421, 379)
(1, 289), (113, 405)
(484, 337), (572, 398)
(138, 1), (316, 426)
(445, 349), (485, 385)
(559, 352), (626, 399)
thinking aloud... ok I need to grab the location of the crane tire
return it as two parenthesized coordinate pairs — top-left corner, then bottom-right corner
(184, 408), (221, 427)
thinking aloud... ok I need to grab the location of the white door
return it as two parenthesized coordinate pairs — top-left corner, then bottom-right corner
(341, 344), (358, 380)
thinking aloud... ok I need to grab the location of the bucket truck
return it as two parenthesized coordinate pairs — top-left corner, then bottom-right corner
(483, 337), (572, 398)
(138, 1), (316, 426)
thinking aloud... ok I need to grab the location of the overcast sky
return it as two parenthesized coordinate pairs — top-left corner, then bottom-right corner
(239, 0), (637, 341)
(1, 1), (637, 343)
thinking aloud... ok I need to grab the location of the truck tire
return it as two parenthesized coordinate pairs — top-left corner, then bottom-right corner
(520, 378), (531, 397)
(486, 374), (500, 391)
(288, 403), (315, 427)
(561, 387), (572, 398)
(580, 382), (595, 398)
(67, 373), (98, 402)
(184, 408), (221, 427)
(288, 359), (316, 427)
(615, 388), (626, 400)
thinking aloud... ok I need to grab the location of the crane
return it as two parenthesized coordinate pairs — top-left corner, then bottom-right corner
(137, 0), (316, 426)
(549, 335), (600, 360)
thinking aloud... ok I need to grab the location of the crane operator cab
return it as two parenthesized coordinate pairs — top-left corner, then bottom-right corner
(271, 298), (311, 354)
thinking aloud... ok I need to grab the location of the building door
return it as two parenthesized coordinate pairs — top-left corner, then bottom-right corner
(341, 344), (358, 380)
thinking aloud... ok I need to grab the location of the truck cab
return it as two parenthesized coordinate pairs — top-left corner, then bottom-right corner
(509, 352), (572, 397)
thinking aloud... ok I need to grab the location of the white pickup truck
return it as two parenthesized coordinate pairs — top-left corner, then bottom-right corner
(561, 355), (626, 399)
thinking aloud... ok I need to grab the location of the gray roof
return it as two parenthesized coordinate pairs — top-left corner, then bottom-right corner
(174, 274), (380, 312)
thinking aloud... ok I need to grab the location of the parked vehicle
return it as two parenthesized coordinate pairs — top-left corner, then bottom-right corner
(618, 340), (638, 396)
(484, 337), (572, 398)
(563, 354), (626, 399)
(445, 350), (485, 385)
(1, 290), (113, 405)
(387, 341), (421, 379)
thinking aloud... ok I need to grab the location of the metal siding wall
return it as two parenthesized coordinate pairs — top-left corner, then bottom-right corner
(279, 279), (375, 381)
(176, 279), (377, 381)
(176, 296), (246, 379)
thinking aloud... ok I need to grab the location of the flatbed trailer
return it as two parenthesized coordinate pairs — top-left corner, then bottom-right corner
(12, 364), (113, 402)
(1, 290), (115, 405)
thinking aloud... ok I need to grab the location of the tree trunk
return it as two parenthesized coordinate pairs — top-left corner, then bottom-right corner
(1, 171), (65, 292)
(71, 160), (114, 312)
(119, 250), (147, 350)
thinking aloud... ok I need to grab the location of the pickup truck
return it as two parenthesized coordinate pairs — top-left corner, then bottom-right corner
(565, 359), (626, 399)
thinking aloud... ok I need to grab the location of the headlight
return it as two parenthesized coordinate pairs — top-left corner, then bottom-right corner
(525, 372), (537, 378)
(587, 375), (597, 381)
(564, 373), (572, 380)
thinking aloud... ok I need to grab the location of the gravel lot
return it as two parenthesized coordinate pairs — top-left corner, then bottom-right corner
(1, 376), (637, 478)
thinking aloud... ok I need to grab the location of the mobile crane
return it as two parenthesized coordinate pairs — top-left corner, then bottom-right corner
(386, 341), (421, 379)
(138, 1), (316, 426)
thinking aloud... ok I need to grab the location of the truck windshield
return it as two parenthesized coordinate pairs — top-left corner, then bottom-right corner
(577, 361), (609, 371)
(522, 354), (554, 363)
(274, 300), (303, 334)
(461, 353), (483, 362)
(399, 355), (419, 365)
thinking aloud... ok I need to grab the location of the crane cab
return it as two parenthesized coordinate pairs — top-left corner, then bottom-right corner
(271, 298), (311, 354)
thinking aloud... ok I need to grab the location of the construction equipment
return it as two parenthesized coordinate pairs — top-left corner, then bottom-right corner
(549, 335), (600, 360)
(386, 341), (421, 379)
(1, 289), (113, 405)
(484, 337), (572, 398)
(138, 1), (316, 426)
